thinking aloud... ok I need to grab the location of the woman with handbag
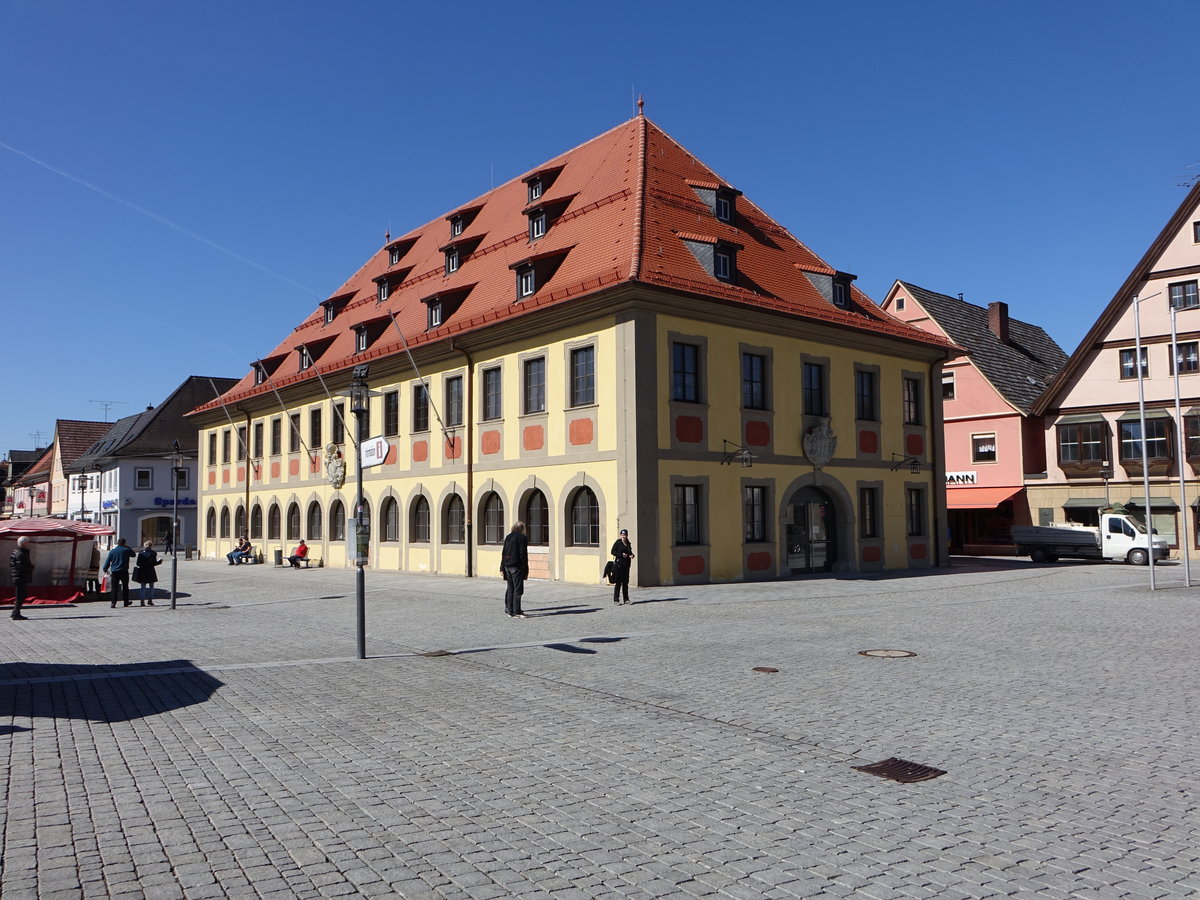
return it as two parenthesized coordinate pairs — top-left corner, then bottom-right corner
(609, 528), (634, 605)
(133, 541), (161, 606)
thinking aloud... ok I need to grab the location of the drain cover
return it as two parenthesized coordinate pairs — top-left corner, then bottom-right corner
(858, 649), (917, 659)
(853, 757), (946, 783)
(751, 666), (779, 674)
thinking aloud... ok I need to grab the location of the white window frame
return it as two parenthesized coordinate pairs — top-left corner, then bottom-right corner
(971, 433), (998, 464)
(518, 268), (535, 298)
(135, 468), (153, 490)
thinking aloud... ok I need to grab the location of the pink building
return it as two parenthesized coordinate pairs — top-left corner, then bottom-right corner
(882, 283), (1067, 553)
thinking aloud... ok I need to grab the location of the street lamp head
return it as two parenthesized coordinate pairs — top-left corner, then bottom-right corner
(352, 364), (369, 382)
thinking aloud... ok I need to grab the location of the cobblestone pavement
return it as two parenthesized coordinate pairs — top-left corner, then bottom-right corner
(1, 557), (1197, 899)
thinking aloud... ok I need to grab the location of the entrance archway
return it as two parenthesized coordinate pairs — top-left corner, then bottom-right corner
(784, 486), (836, 574)
(140, 515), (174, 549)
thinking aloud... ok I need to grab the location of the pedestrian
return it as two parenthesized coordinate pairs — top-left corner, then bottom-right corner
(163, 528), (174, 556)
(9, 536), (33, 620)
(132, 540), (160, 606)
(610, 528), (635, 604)
(227, 534), (251, 565)
(103, 537), (136, 608)
(287, 539), (309, 568)
(500, 521), (529, 618)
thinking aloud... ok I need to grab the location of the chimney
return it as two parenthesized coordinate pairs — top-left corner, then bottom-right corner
(988, 301), (1010, 344)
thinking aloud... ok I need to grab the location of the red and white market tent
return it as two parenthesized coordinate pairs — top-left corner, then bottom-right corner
(0, 518), (113, 605)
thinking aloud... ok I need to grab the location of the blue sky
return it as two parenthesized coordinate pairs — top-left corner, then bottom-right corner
(2, 0), (1198, 457)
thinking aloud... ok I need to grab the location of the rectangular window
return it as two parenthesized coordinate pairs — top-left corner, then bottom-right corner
(383, 391), (399, 436)
(855, 369), (878, 421)
(673, 484), (701, 545)
(524, 357), (546, 414)
(270, 418), (282, 456)
(1171, 341), (1199, 375)
(377, 280), (389, 303)
(355, 328), (368, 352)
(450, 215), (464, 237)
(427, 302), (442, 329)
(1119, 347), (1148, 379)
(309, 409), (322, 449)
(446, 375), (463, 427)
(859, 487), (879, 539)
(527, 179), (542, 203)
(972, 433), (998, 463)
(289, 413), (301, 453)
(253, 422), (264, 458)
(222, 429), (231, 464)
(803, 362), (827, 416)
(942, 371), (955, 400)
(529, 212), (546, 240)
(743, 485), (767, 542)
(237, 426), (247, 461)
(832, 282), (848, 307)
(672, 342), (700, 403)
(135, 468), (152, 490)
(517, 268), (535, 298)
(413, 384), (429, 433)
(1120, 418), (1171, 461)
(714, 250), (732, 281)
(445, 248), (459, 274)
(906, 488), (926, 537)
(1185, 415), (1200, 464)
(741, 353), (766, 409)
(1057, 422), (1107, 465)
(716, 194), (732, 223)
(570, 346), (595, 407)
(389, 245), (402, 265)
(903, 377), (922, 425)
(1169, 279), (1199, 309)
(482, 368), (502, 420)
(207, 432), (217, 466)
(299, 346), (313, 370)
(254, 364), (267, 386)
(332, 403), (346, 444)
(324, 305), (335, 324)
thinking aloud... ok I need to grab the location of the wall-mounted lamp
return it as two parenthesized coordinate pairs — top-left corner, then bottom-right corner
(890, 453), (922, 475)
(721, 440), (754, 468)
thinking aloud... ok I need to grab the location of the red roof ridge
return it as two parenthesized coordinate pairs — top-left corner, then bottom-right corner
(630, 114), (648, 281)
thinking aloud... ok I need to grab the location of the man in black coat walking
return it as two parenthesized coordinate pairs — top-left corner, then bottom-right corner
(9, 536), (33, 620)
(103, 538), (136, 609)
(500, 522), (529, 618)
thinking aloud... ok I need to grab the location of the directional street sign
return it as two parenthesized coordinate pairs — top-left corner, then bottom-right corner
(360, 435), (391, 469)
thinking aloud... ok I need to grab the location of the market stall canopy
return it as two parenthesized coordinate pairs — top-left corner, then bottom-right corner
(1, 517), (113, 605)
(0, 518), (114, 538)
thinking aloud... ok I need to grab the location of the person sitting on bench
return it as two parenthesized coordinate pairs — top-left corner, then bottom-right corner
(288, 539), (309, 569)
(227, 535), (252, 565)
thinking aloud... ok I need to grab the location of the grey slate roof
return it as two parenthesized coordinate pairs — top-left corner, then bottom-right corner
(899, 283), (1068, 415)
(71, 376), (238, 470)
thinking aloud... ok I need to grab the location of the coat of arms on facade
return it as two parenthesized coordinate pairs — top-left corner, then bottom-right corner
(324, 443), (346, 489)
(803, 421), (837, 469)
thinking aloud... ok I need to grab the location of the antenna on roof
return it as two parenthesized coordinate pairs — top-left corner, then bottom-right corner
(29, 430), (45, 447)
(89, 399), (129, 421)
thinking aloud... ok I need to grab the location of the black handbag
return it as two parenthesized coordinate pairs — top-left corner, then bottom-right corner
(603, 560), (615, 583)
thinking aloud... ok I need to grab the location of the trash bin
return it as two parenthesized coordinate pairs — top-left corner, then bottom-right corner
(273, 548), (284, 567)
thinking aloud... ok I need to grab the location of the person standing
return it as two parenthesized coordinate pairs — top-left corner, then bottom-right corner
(9, 536), (33, 620)
(500, 522), (529, 618)
(288, 539), (309, 568)
(610, 528), (635, 605)
(133, 541), (160, 606)
(103, 537), (136, 608)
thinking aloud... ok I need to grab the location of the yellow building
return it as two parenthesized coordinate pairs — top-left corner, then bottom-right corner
(191, 114), (956, 585)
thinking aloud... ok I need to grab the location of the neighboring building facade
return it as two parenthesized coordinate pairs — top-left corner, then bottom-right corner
(10, 447), (52, 517)
(1031, 181), (1200, 551)
(8, 421), (107, 520)
(1, 449), (46, 517)
(49, 420), (111, 519)
(70, 377), (238, 551)
(192, 114), (957, 585)
(882, 283), (1067, 553)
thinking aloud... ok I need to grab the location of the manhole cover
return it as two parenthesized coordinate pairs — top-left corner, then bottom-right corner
(751, 666), (779, 674)
(420, 650), (453, 657)
(853, 757), (946, 783)
(858, 649), (917, 659)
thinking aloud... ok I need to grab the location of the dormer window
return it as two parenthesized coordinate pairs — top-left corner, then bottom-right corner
(254, 364), (267, 385)
(385, 237), (416, 267)
(523, 166), (562, 205)
(714, 248), (733, 281)
(832, 282), (847, 307)
(450, 215), (464, 237)
(527, 179), (543, 203)
(354, 327), (368, 353)
(428, 300), (443, 329)
(716, 190), (736, 224)
(517, 267), (536, 298)
(529, 210), (546, 241)
(444, 205), (481, 239)
(377, 280), (390, 302)
(389, 246), (402, 265)
(298, 346), (313, 370)
(680, 233), (740, 283)
(445, 246), (459, 274)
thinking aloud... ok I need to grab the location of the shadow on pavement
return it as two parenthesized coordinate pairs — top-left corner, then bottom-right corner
(526, 607), (598, 617)
(0, 660), (224, 725)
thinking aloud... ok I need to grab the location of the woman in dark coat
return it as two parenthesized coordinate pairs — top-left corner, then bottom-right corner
(133, 541), (160, 606)
(610, 528), (634, 605)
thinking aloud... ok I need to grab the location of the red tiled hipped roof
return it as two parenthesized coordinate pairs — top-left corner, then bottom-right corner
(192, 116), (952, 415)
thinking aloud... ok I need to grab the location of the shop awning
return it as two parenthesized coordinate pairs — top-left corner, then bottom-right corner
(1056, 413), (1108, 425)
(1125, 496), (1178, 508)
(1062, 497), (1106, 509)
(1116, 408), (1171, 421)
(946, 486), (1022, 509)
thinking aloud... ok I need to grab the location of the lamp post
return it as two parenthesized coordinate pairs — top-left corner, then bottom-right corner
(349, 365), (370, 659)
(1169, 303), (1193, 586)
(28, 486), (37, 518)
(170, 440), (183, 610)
(78, 469), (87, 521)
(1133, 293), (1156, 590)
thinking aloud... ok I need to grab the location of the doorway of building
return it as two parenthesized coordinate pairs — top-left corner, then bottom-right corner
(141, 515), (174, 549)
(785, 487), (836, 574)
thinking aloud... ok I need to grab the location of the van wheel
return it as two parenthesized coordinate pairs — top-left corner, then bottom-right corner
(1030, 549), (1048, 563)
(1128, 549), (1149, 566)
(1045, 553), (1059, 563)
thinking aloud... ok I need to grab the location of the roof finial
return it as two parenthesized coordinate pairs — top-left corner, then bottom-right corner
(385, 230), (391, 243)
(637, 95), (644, 117)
